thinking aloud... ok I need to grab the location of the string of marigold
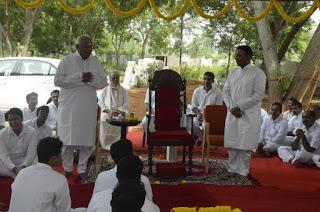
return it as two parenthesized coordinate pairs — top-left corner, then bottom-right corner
(232, 0), (275, 22)
(274, 0), (320, 23)
(103, 0), (147, 17)
(190, 0), (231, 20)
(170, 207), (197, 212)
(170, 206), (242, 212)
(58, 0), (97, 15)
(15, 0), (44, 9)
(149, 0), (190, 22)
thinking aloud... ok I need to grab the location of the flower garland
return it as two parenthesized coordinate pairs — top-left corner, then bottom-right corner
(274, 0), (320, 23)
(149, 0), (190, 22)
(103, 0), (147, 17)
(170, 206), (242, 212)
(58, 0), (97, 15)
(190, 0), (232, 20)
(233, 0), (275, 22)
(15, 0), (44, 9)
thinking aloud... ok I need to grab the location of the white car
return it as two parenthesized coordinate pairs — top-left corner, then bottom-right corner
(0, 57), (61, 112)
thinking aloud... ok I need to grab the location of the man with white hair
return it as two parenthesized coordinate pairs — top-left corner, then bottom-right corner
(54, 35), (107, 182)
(98, 72), (129, 150)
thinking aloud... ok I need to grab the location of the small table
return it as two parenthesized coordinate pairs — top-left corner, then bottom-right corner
(106, 118), (141, 139)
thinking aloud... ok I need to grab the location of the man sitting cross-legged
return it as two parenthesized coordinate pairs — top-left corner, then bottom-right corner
(9, 137), (71, 212)
(0, 108), (38, 178)
(278, 110), (320, 166)
(24, 105), (53, 141)
(93, 139), (153, 201)
(88, 155), (160, 212)
(257, 102), (288, 157)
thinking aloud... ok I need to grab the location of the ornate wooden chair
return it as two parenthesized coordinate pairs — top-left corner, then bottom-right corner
(201, 105), (227, 173)
(146, 69), (195, 175)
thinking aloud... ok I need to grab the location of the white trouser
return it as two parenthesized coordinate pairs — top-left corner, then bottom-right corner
(193, 118), (202, 140)
(312, 155), (320, 168)
(278, 146), (314, 164)
(140, 115), (155, 133)
(0, 157), (25, 178)
(62, 145), (93, 174)
(227, 148), (251, 176)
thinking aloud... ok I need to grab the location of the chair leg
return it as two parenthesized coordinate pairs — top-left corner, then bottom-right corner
(188, 145), (193, 175)
(205, 142), (210, 174)
(182, 146), (186, 164)
(148, 145), (153, 175)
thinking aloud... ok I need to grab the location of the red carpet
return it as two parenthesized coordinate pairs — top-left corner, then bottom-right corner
(250, 157), (320, 192)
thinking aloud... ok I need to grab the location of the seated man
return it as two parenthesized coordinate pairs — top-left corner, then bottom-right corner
(88, 155), (160, 212)
(278, 110), (320, 166)
(0, 108), (38, 178)
(191, 72), (223, 142)
(93, 139), (153, 201)
(98, 72), (129, 150)
(24, 105), (53, 140)
(308, 104), (320, 125)
(286, 101), (304, 142)
(257, 102), (288, 156)
(46, 90), (59, 131)
(9, 137), (71, 212)
(140, 88), (156, 133)
(21, 92), (38, 122)
(282, 97), (298, 121)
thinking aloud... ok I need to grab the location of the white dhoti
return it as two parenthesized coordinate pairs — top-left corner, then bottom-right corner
(312, 155), (320, 168)
(62, 145), (93, 174)
(140, 115), (155, 133)
(263, 143), (280, 153)
(278, 146), (314, 164)
(227, 148), (251, 176)
(99, 120), (121, 150)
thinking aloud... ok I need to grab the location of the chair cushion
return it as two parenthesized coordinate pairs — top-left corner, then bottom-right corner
(148, 130), (193, 144)
(208, 135), (224, 146)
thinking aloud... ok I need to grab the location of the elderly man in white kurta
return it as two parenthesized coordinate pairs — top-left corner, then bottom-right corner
(223, 45), (266, 177)
(24, 105), (52, 141)
(257, 102), (288, 156)
(98, 72), (129, 150)
(278, 111), (320, 165)
(0, 108), (38, 178)
(9, 137), (71, 212)
(54, 35), (107, 181)
(191, 72), (223, 142)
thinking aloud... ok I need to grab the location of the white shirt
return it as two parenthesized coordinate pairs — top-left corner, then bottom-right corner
(9, 163), (71, 212)
(93, 166), (153, 201)
(87, 189), (160, 212)
(261, 108), (269, 125)
(282, 110), (294, 121)
(259, 116), (288, 145)
(24, 118), (53, 140)
(191, 85), (223, 112)
(0, 125), (38, 170)
(21, 106), (37, 122)
(0, 111), (5, 127)
(54, 52), (107, 146)
(223, 64), (266, 150)
(299, 123), (320, 154)
(288, 112), (304, 133)
(46, 102), (58, 129)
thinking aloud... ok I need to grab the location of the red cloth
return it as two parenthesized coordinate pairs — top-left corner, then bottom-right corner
(147, 130), (193, 143)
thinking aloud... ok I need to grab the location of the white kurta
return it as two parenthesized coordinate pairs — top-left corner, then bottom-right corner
(21, 107), (37, 122)
(9, 163), (71, 212)
(98, 85), (129, 150)
(282, 110), (293, 121)
(24, 118), (53, 140)
(0, 125), (38, 176)
(46, 102), (58, 130)
(140, 89), (155, 132)
(87, 189), (160, 212)
(223, 64), (266, 150)
(278, 123), (320, 164)
(260, 108), (269, 125)
(93, 166), (153, 201)
(54, 52), (107, 146)
(287, 112), (304, 133)
(259, 116), (288, 152)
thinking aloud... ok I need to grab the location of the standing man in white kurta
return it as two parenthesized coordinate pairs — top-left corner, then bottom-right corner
(191, 72), (223, 142)
(223, 45), (266, 177)
(98, 72), (129, 150)
(54, 35), (107, 181)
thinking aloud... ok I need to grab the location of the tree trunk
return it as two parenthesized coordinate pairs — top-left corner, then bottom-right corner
(140, 32), (149, 59)
(179, 15), (184, 68)
(254, 1), (283, 105)
(285, 23), (320, 106)
(22, 8), (41, 56)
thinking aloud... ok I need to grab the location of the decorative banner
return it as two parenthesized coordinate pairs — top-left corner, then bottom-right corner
(14, 0), (320, 23)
